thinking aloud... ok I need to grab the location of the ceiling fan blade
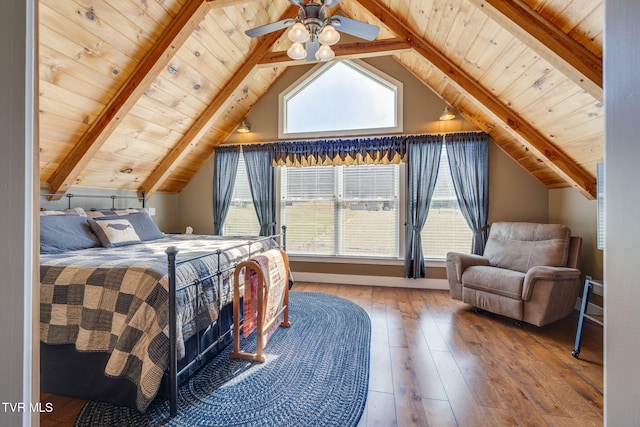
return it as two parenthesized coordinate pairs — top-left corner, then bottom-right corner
(306, 38), (320, 61)
(321, 0), (343, 7)
(329, 15), (380, 41)
(245, 18), (295, 38)
(288, 0), (305, 7)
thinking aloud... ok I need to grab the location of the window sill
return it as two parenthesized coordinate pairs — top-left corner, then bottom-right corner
(289, 255), (402, 265)
(288, 255), (447, 268)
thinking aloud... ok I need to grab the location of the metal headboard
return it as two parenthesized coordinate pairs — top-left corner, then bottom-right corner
(40, 191), (147, 210)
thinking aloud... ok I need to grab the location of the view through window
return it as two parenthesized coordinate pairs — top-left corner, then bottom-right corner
(421, 146), (473, 257)
(280, 59), (402, 138)
(280, 164), (399, 257)
(223, 153), (260, 236)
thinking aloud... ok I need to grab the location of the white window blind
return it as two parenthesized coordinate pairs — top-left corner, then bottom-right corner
(281, 164), (399, 257)
(421, 147), (473, 258)
(223, 153), (261, 236)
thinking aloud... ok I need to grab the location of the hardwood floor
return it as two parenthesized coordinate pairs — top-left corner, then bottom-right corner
(40, 282), (604, 426)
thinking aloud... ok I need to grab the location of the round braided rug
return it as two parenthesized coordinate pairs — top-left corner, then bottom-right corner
(74, 292), (371, 427)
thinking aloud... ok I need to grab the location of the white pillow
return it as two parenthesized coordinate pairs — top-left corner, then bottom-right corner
(89, 218), (142, 248)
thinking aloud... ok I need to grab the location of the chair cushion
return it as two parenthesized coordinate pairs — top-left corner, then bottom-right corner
(462, 265), (525, 300)
(483, 222), (570, 273)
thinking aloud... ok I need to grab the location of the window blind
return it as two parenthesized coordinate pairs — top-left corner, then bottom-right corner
(281, 164), (399, 257)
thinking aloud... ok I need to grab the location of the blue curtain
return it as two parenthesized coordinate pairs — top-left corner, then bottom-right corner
(445, 132), (490, 254)
(243, 145), (276, 236)
(404, 135), (443, 278)
(212, 145), (240, 235)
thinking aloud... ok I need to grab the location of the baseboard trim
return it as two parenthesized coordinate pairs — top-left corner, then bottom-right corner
(292, 272), (449, 289)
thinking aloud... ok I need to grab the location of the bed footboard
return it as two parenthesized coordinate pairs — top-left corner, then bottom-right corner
(164, 227), (287, 417)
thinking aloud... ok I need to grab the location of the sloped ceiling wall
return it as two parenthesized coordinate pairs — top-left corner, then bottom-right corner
(38, 0), (603, 199)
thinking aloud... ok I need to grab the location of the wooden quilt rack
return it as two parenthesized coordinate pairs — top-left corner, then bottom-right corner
(231, 248), (291, 362)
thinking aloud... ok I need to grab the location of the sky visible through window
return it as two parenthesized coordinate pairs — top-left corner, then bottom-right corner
(285, 61), (396, 134)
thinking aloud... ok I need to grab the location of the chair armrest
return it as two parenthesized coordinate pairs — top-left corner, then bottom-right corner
(522, 266), (581, 301)
(446, 252), (490, 282)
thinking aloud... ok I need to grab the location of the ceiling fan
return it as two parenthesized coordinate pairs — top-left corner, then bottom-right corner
(245, 0), (380, 62)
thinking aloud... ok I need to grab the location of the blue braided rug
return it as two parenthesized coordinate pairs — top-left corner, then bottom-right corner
(74, 292), (371, 427)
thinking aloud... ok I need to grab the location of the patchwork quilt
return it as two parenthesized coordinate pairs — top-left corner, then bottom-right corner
(40, 235), (271, 411)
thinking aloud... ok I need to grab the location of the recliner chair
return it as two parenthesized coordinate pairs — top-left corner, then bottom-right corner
(446, 222), (582, 326)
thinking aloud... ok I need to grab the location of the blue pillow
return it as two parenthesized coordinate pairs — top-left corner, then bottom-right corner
(124, 212), (165, 241)
(40, 215), (101, 254)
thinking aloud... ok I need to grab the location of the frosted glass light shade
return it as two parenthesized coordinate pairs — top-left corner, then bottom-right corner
(287, 42), (307, 60)
(288, 22), (310, 43)
(315, 44), (335, 61)
(439, 106), (455, 121)
(318, 25), (340, 46)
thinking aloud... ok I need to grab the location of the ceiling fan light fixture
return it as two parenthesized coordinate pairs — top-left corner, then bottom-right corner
(288, 22), (310, 43)
(318, 24), (340, 46)
(315, 44), (335, 61)
(287, 42), (307, 60)
(439, 106), (456, 121)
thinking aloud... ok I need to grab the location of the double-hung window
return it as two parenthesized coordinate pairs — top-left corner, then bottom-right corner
(280, 164), (399, 257)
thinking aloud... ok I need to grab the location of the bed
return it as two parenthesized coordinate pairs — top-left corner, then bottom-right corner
(38, 203), (285, 414)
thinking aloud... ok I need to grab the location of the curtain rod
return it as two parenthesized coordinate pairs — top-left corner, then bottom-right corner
(217, 130), (488, 147)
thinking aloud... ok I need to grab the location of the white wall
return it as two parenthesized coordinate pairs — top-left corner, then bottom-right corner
(0, 1), (37, 426)
(604, 1), (640, 424)
(178, 155), (215, 235)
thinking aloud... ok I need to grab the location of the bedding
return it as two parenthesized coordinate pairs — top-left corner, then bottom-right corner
(87, 209), (166, 244)
(40, 234), (271, 412)
(40, 215), (101, 254)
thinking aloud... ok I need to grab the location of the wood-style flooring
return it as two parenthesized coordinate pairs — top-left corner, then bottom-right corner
(41, 282), (604, 426)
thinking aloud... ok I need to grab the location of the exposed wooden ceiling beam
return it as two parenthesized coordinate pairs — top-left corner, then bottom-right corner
(357, 0), (596, 199)
(258, 38), (411, 66)
(466, 0), (602, 101)
(46, 0), (212, 196)
(139, 5), (299, 198)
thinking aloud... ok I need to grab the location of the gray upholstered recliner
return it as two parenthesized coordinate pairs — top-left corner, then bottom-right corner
(446, 222), (582, 326)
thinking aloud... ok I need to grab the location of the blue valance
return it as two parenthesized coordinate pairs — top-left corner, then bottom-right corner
(215, 132), (488, 167)
(271, 136), (407, 167)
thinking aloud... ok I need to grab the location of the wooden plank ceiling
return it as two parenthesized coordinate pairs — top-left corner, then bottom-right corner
(39, 0), (603, 199)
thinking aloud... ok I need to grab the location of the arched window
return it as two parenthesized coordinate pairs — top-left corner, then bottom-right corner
(279, 59), (403, 139)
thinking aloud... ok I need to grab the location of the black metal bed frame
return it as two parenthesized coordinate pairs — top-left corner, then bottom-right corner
(165, 229), (286, 417)
(40, 191), (147, 210)
(39, 191), (287, 417)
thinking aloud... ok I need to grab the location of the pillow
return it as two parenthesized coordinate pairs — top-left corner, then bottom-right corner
(123, 212), (165, 241)
(40, 215), (101, 254)
(89, 218), (142, 248)
(40, 207), (87, 217)
(87, 209), (164, 242)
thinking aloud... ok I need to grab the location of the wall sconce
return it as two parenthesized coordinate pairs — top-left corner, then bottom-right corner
(439, 106), (456, 121)
(237, 120), (251, 133)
